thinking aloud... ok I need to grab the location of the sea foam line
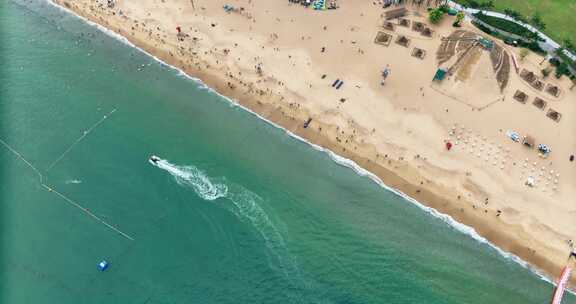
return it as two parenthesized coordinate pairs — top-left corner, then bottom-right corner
(47, 0), (569, 292)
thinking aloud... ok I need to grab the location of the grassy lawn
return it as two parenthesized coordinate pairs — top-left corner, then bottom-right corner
(455, 0), (576, 44)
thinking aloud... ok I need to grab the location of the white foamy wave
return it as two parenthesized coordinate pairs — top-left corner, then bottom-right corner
(65, 179), (82, 184)
(49, 0), (568, 292)
(150, 157), (227, 201)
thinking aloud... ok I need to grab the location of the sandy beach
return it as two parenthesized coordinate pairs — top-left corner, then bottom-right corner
(51, 0), (575, 286)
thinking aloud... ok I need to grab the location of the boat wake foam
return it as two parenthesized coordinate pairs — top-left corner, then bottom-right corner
(149, 157), (227, 201)
(150, 156), (302, 284)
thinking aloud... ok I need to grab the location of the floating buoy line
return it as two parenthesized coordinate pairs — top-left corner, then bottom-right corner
(0, 108), (134, 241)
(47, 108), (117, 172)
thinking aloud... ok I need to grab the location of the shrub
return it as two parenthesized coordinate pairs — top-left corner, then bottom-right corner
(549, 57), (561, 67)
(472, 20), (492, 35)
(549, 56), (573, 78)
(555, 63), (570, 78)
(457, 0), (493, 9)
(456, 11), (465, 22)
(429, 8), (444, 24)
(517, 40), (545, 55)
(471, 21), (546, 55)
(474, 13), (539, 41)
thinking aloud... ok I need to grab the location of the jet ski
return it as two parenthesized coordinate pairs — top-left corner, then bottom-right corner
(149, 155), (160, 164)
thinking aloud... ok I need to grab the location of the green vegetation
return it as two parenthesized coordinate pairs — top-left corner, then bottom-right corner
(553, 50), (576, 78)
(454, 0), (493, 9)
(474, 12), (539, 41)
(471, 20), (545, 54)
(549, 57), (572, 79)
(529, 13), (546, 31)
(453, 11), (465, 26)
(429, 8), (445, 24)
(454, 0), (576, 46)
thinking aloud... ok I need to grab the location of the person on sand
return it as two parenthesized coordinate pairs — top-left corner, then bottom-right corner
(382, 65), (391, 79)
(380, 65), (391, 85)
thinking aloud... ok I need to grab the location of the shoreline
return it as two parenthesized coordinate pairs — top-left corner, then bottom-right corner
(47, 0), (575, 290)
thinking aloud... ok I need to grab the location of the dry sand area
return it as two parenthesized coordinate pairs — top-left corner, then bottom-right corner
(53, 0), (576, 284)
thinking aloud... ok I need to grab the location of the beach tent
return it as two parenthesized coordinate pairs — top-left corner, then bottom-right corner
(506, 130), (520, 142)
(537, 144), (551, 155)
(313, 0), (326, 10)
(522, 135), (535, 148)
(433, 68), (447, 81)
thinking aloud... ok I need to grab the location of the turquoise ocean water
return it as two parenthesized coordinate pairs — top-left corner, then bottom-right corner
(1, 1), (574, 303)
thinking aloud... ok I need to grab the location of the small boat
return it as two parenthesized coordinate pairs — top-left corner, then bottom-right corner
(98, 260), (109, 271)
(149, 155), (160, 164)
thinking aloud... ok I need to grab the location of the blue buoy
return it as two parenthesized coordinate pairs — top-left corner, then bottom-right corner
(98, 260), (109, 271)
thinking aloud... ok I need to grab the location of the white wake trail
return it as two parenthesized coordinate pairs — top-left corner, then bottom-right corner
(150, 156), (303, 284)
(149, 157), (228, 201)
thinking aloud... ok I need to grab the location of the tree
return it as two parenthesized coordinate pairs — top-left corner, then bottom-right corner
(555, 62), (570, 78)
(481, 0), (494, 9)
(530, 13), (546, 31)
(429, 8), (444, 24)
(506, 10), (526, 23)
(453, 11), (465, 27)
(562, 39), (574, 51)
(456, 11), (465, 25)
(503, 8), (513, 17)
(507, 10), (521, 21)
(457, 11), (465, 21)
